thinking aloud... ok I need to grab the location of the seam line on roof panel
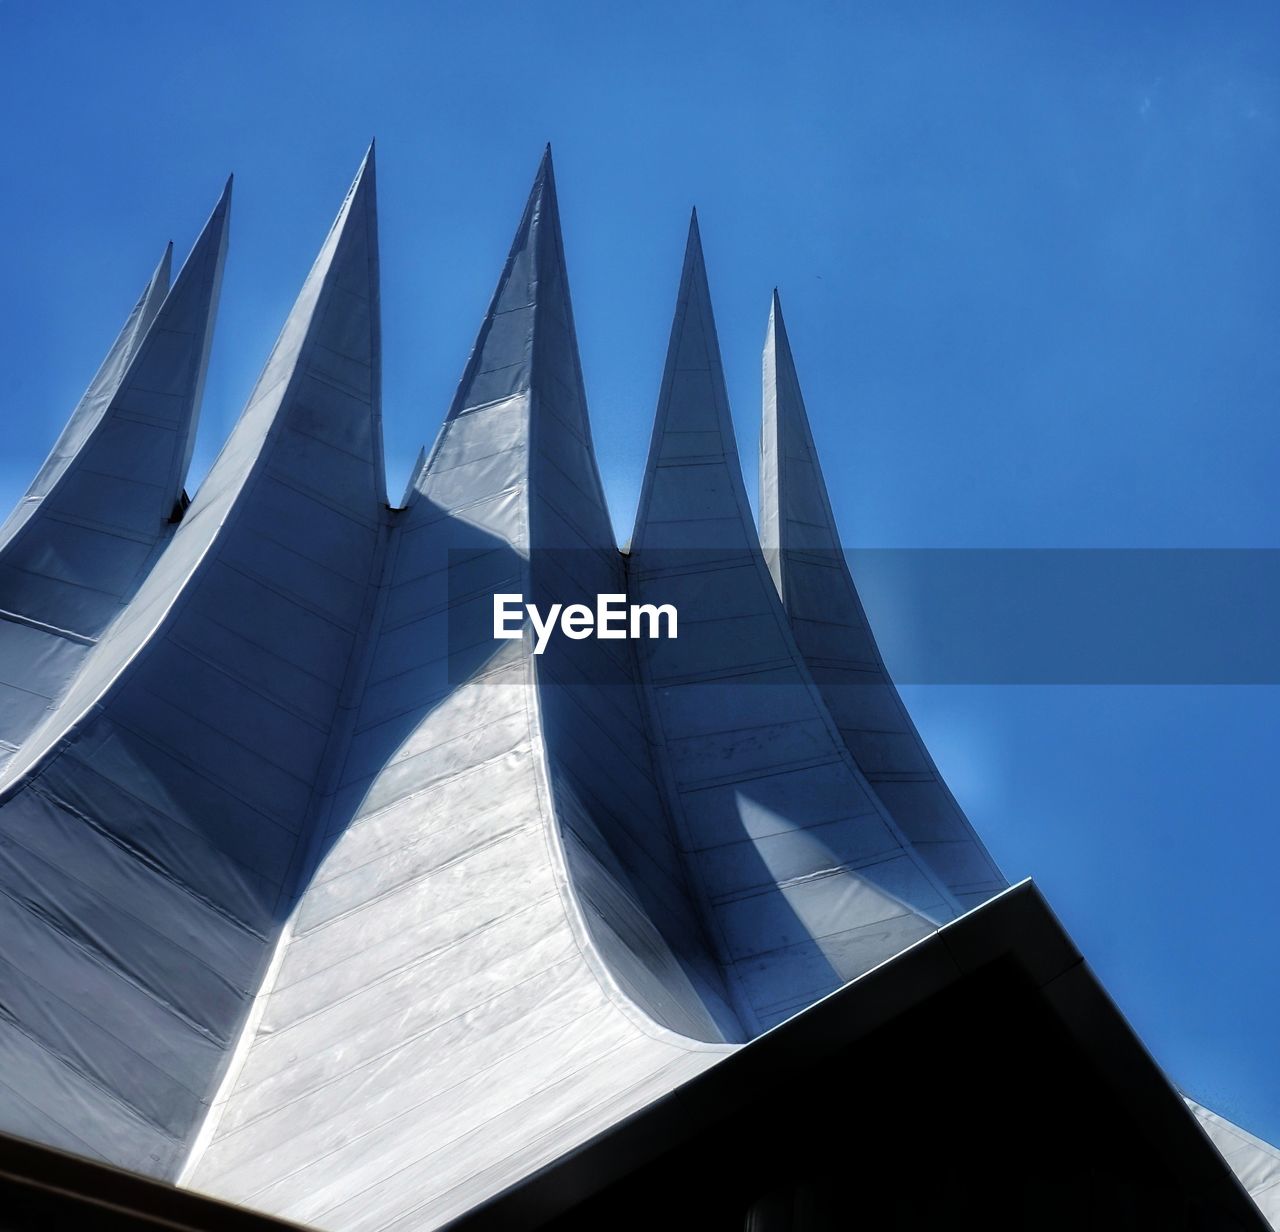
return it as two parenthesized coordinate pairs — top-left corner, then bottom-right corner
(312, 782), (540, 892)
(627, 557), (766, 584)
(42, 510), (159, 547)
(249, 903), (565, 1062)
(379, 1050), (703, 1232)
(352, 704), (528, 777)
(0, 561), (126, 606)
(0, 882), (229, 1049)
(33, 757), (284, 906)
(123, 678), (321, 792)
(0, 675), (57, 704)
(707, 851), (933, 909)
(403, 483), (524, 530)
(290, 820), (541, 942)
(234, 522), (375, 589)
(414, 442), (523, 482)
(238, 999), (629, 1204)
(116, 684), (317, 807)
(161, 630), (338, 721)
(304, 360), (374, 403)
(329, 734), (536, 839)
(270, 887), (562, 1008)
(280, 417), (378, 467)
(0, 948), (210, 1107)
(77, 711), (303, 850)
(0, 830), (260, 1004)
(650, 658), (799, 687)
(23, 780), (269, 941)
(73, 467), (169, 495)
(0, 1072), (110, 1163)
(110, 405), (182, 430)
(382, 540), (508, 587)
(351, 653), (526, 730)
(287, 1015), (633, 1219)
(190, 608), (347, 695)
(742, 919), (936, 1017)
(257, 468), (381, 535)
(0, 1010), (185, 1149)
(672, 752), (855, 795)
(374, 572), (524, 636)
(686, 811), (883, 856)
(158, 638), (334, 738)
(216, 953), (583, 1136)
(215, 560), (362, 637)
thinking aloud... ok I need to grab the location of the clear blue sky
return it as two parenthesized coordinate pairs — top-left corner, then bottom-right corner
(2, 1), (1277, 1143)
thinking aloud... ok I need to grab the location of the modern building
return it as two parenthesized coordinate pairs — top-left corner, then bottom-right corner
(0, 148), (1274, 1231)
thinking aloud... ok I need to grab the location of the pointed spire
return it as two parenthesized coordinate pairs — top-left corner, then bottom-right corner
(132, 174), (232, 502)
(203, 142), (382, 514)
(760, 290), (1006, 911)
(0, 152), (389, 1176)
(444, 144), (555, 422)
(412, 146), (613, 548)
(132, 241), (174, 351)
(1, 148), (383, 793)
(759, 286), (838, 594)
(630, 209), (755, 554)
(0, 179), (232, 648)
(626, 229), (963, 1037)
(761, 287), (840, 562)
(0, 242), (172, 542)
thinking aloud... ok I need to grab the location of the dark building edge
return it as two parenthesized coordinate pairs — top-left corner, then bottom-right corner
(440, 879), (1269, 1231)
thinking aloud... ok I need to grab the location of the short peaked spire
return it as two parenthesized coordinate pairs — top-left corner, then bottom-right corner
(133, 241), (174, 349)
(417, 146), (613, 546)
(135, 173), (232, 510)
(0, 240), (179, 768)
(628, 223), (961, 1038)
(0, 150), (385, 1178)
(761, 290), (1006, 911)
(0, 179), (230, 651)
(0, 241), (170, 550)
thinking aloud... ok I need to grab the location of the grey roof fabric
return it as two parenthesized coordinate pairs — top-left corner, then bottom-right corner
(626, 216), (961, 1035)
(2, 148), (1266, 1232)
(759, 291), (1006, 911)
(0, 154), (378, 1176)
(1189, 1100), (1280, 1228)
(0, 184), (230, 772)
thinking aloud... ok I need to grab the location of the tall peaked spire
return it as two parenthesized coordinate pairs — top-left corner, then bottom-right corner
(630, 211), (756, 553)
(760, 291), (1006, 910)
(445, 144), (559, 422)
(411, 146), (611, 548)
